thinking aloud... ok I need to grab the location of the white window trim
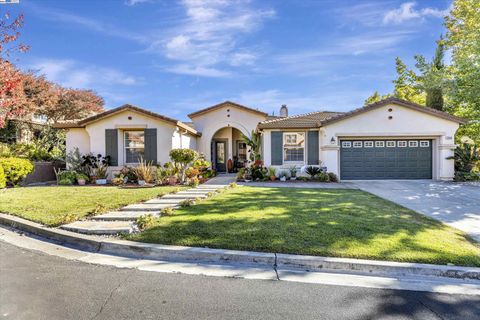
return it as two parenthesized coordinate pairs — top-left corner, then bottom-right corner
(124, 130), (145, 164)
(353, 141), (363, 148)
(420, 140), (430, 147)
(364, 141), (374, 148)
(386, 141), (395, 147)
(398, 141), (407, 147)
(342, 141), (351, 148)
(283, 132), (305, 164)
(409, 141), (418, 147)
(375, 141), (385, 147)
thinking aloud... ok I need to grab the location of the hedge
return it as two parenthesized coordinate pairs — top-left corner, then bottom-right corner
(0, 157), (34, 186)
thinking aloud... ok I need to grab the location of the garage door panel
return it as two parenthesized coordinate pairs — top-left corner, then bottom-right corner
(340, 139), (432, 180)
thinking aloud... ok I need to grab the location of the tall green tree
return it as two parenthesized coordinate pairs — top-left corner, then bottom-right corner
(414, 40), (449, 111)
(364, 91), (391, 105)
(392, 57), (425, 105)
(445, 0), (480, 143)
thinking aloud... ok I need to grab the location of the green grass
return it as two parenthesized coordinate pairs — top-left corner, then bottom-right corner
(126, 186), (480, 267)
(0, 186), (184, 226)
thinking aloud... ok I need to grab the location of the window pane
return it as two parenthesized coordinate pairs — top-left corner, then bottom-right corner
(284, 148), (304, 162)
(283, 132), (305, 147)
(216, 142), (225, 164)
(125, 148), (144, 163)
(237, 142), (247, 161)
(125, 131), (145, 148)
(124, 131), (145, 163)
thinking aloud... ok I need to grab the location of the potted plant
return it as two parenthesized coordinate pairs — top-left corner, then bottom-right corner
(279, 170), (288, 182)
(76, 173), (89, 185)
(268, 167), (276, 181)
(289, 166), (297, 181)
(94, 164), (108, 185)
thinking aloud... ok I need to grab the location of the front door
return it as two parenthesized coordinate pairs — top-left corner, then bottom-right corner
(215, 141), (227, 172)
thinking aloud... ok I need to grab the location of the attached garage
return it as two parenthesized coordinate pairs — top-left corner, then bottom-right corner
(340, 139), (432, 180)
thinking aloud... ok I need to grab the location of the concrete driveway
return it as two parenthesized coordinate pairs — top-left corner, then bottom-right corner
(352, 180), (480, 242)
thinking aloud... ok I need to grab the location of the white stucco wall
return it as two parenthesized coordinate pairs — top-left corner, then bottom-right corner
(261, 129), (317, 176)
(190, 104), (267, 163)
(320, 103), (460, 180)
(66, 128), (90, 156)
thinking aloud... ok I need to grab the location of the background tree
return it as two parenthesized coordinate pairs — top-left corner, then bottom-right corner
(392, 57), (425, 104)
(0, 13), (28, 128)
(42, 88), (104, 122)
(445, 0), (480, 143)
(414, 40), (449, 111)
(364, 91), (391, 105)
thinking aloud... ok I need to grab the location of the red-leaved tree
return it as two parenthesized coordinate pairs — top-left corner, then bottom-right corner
(0, 13), (29, 128)
(46, 88), (105, 122)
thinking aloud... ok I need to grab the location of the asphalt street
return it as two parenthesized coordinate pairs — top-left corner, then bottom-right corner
(1, 241), (479, 320)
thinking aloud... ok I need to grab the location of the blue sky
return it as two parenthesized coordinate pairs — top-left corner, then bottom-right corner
(5, 0), (451, 121)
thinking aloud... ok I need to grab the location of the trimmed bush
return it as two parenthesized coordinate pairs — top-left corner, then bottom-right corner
(327, 172), (339, 182)
(0, 157), (34, 186)
(56, 170), (77, 185)
(0, 165), (6, 188)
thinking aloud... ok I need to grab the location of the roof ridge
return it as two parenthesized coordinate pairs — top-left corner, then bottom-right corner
(259, 110), (341, 124)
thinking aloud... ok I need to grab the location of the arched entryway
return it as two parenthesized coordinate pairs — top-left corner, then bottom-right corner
(210, 126), (248, 173)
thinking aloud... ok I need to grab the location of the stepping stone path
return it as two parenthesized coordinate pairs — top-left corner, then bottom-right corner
(61, 183), (231, 235)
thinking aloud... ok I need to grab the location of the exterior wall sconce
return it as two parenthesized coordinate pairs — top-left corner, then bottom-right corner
(330, 137), (336, 145)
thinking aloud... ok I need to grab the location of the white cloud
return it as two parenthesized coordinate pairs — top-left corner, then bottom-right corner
(166, 64), (231, 77)
(158, 0), (275, 77)
(125, 0), (153, 6)
(30, 59), (140, 89)
(383, 2), (450, 25)
(28, 3), (147, 43)
(232, 89), (371, 114)
(270, 30), (414, 76)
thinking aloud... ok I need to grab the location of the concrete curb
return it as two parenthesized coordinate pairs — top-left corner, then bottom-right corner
(1, 212), (479, 281)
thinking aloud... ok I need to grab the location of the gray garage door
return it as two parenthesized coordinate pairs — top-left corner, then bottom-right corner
(340, 139), (432, 180)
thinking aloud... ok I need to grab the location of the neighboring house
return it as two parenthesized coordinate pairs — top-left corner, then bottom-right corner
(55, 97), (466, 181)
(0, 115), (48, 144)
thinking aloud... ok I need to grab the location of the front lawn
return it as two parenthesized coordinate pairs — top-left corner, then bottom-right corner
(0, 186), (183, 226)
(127, 186), (480, 266)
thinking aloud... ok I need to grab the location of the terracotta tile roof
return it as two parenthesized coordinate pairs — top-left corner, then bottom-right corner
(188, 101), (268, 119)
(258, 111), (343, 129)
(257, 97), (467, 129)
(321, 97), (467, 125)
(53, 104), (201, 136)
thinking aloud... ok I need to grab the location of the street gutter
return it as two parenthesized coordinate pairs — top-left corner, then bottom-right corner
(1, 212), (480, 281)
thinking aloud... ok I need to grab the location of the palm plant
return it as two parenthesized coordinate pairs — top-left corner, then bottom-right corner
(241, 130), (261, 162)
(305, 166), (321, 179)
(448, 142), (480, 173)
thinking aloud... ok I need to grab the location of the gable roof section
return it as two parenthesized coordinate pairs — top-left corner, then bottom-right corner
(53, 104), (201, 136)
(187, 101), (268, 119)
(258, 111), (343, 129)
(321, 97), (467, 126)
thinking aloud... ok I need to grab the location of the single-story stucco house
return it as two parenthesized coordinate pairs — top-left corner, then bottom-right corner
(55, 97), (466, 181)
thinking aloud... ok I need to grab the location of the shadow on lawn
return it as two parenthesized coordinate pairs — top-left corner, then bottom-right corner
(131, 187), (480, 266)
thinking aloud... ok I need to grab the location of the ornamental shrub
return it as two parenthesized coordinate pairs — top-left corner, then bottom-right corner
(169, 148), (198, 182)
(56, 170), (77, 185)
(0, 165), (6, 188)
(0, 157), (34, 186)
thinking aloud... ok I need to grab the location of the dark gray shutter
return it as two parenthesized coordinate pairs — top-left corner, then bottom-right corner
(271, 131), (283, 165)
(144, 128), (157, 164)
(105, 129), (118, 166)
(307, 131), (319, 165)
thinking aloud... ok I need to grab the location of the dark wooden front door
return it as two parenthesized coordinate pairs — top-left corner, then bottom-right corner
(214, 141), (227, 172)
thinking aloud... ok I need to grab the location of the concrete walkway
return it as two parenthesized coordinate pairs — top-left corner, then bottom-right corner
(239, 180), (356, 189)
(61, 179), (232, 235)
(352, 180), (480, 242)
